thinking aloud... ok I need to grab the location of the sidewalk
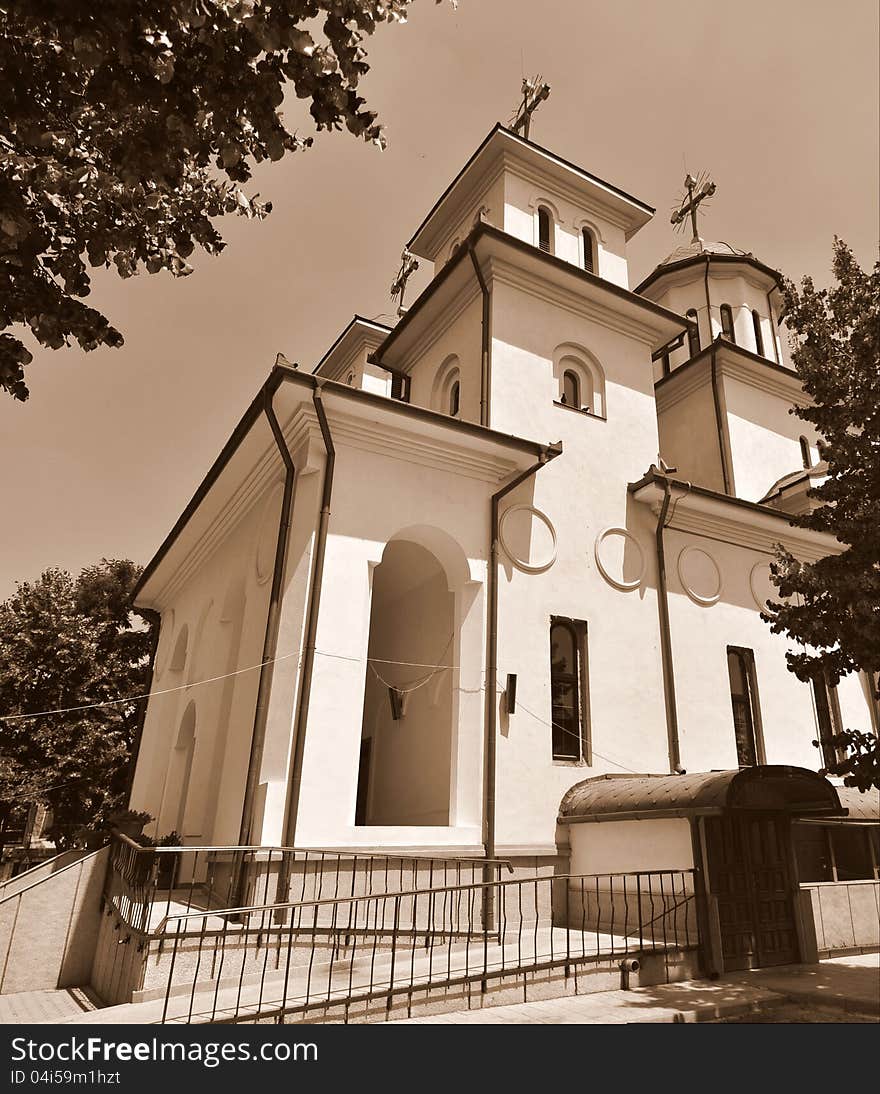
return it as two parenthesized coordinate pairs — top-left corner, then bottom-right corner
(0, 988), (97, 1024)
(391, 954), (880, 1024)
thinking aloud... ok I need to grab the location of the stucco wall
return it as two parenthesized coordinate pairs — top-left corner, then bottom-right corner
(656, 371), (726, 491)
(569, 818), (694, 875)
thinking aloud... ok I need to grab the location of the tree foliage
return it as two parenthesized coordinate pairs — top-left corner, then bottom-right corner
(0, 560), (154, 845)
(0, 1), (446, 400)
(766, 238), (880, 790)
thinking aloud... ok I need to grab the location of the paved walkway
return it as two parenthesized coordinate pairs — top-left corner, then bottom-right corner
(392, 954), (880, 1024)
(0, 989), (97, 1024)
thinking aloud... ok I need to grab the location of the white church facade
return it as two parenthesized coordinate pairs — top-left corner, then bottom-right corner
(129, 124), (879, 974)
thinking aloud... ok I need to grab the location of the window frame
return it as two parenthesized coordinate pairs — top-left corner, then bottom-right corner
(751, 309), (765, 356)
(799, 435), (812, 470)
(581, 227), (595, 273)
(811, 671), (846, 770)
(686, 309), (701, 357)
(561, 369), (581, 409)
(537, 205), (553, 254)
(448, 377), (461, 418)
(549, 616), (592, 764)
(726, 645), (765, 767)
(720, 303), (736, 343)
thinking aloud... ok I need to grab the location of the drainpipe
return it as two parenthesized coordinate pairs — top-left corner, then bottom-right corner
(238, 386), (297, 846)
(766, 287), (781, 364)
(125, 607), (161, 805)
(468, 242), (491, 427)
(282, 379), (336, 850)
(483, 441), (563, 926)
(709, 342), (732, 496)
(654, 477), (686, 775)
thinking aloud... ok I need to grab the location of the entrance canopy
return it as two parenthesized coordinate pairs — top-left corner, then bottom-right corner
(559, 766), (845, 824)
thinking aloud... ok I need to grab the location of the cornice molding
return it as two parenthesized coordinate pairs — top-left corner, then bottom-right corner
(485, 254), (659, 346)
(718, 349), (810, 408)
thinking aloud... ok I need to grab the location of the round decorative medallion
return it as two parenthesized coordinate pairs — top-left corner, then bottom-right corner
(255, 483), (284, 585)
(498, 504), (557, 573)
(750, 561), (777, 613)
(677, 546), (722, 606)
(594, 527), (646, 591)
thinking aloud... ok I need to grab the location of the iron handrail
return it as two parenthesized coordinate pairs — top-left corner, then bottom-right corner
(156, 869), (695, 933)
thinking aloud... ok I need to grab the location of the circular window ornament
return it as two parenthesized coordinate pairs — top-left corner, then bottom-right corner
(255, 483), (284, 585)
(750, 561), (778, 614)
(498, 504), (557, 574)
(677, 546), (722, 606)
(594, 527), (646, 591)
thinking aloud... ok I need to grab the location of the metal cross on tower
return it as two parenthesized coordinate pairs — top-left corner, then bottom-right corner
(670, 172), (717, 244)
(390, 247), (419, 314)
(511, 76), (551, 141)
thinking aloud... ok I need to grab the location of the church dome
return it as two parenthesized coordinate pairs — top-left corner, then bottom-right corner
(658, 239), (755, 267)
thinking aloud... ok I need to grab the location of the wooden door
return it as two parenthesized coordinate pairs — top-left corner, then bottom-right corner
(706, 815), (799, 971)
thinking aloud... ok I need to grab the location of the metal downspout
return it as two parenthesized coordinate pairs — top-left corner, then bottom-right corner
(709, 342), (732, 495)
(484, 441), (563, 925)
(468, 242), (491, 427)
(655, 478), (684, 775)
(238, 387), (297, 846)
(282, 379), (336, 849)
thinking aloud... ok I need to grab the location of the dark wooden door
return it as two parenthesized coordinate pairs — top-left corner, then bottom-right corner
(705, 815), (799, 971)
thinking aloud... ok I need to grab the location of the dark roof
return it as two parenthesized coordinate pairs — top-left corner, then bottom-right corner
(837, 785), (880, 823)
(559, 766), (844, 822)
(635, 242), (783, 296)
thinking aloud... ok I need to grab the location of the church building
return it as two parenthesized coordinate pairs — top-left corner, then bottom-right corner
(128, 122), (879, 974)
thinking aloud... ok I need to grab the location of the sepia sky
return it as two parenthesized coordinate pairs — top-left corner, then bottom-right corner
(1, 0), (877, 601)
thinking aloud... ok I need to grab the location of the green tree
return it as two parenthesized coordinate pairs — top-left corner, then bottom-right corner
(766, 239), (880, 790)
(0, 560), (154, 845)
(0, 1), (446, 400)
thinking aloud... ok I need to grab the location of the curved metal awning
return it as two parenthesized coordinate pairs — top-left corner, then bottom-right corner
(796, 785), (880, 825)
(559, 766), (845, 824)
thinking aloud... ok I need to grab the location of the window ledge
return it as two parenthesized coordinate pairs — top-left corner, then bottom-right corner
(552, 758), (591, 767)
(800, 878), (879, 888)
(553, 401), (605, 421)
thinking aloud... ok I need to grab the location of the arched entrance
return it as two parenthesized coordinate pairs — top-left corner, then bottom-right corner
(356, 538), (457, 826)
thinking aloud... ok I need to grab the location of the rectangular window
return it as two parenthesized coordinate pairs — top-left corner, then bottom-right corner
(726, 646), (763, 767)
(550, 617), (591, 763)
(811, 672), (845, 769)
(830, 826), (875, 881)
(792, 822), (834, 883)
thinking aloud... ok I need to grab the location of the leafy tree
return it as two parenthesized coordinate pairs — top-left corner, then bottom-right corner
(766, 239), (880, 791)
(0, 560), (154, 845)
(0, 1), (447, 400)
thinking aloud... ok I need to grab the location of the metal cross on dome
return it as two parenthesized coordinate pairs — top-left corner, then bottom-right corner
(390, 247), (419, 314)
(671, 172), (717, 244)
(511, 76), (551, 141)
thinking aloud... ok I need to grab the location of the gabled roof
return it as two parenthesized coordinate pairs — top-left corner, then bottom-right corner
(407, 123), (655, 259)
(312, 315), (392, 380)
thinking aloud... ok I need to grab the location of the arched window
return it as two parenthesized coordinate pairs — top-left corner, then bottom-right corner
(686, 309), (701, 357)
(582, 228), (595, 273)
(726, 647), (761, 767)
(720, 303), (735, 343)
(752, 309), (765, 356)
(799, 436), (812, 469)
(550, 617), (590, 762)
(449, 378), (460, 417)
(537, 206), (553, 254)
(561, 369), (580, 408)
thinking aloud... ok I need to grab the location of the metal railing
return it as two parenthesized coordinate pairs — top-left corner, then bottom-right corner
(104, 834), (513, 938)
(154, 868), (697, 1024)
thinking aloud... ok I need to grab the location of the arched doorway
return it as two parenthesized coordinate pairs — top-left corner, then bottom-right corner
(159, 701), (197, 838)
(356, 539), (456, 826)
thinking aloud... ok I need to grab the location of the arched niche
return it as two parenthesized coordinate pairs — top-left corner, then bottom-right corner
(169, 623), (189, 674)
(553, 342), (606, 418)
(355, 525), (479, 829)
(431, 354), (462, 417)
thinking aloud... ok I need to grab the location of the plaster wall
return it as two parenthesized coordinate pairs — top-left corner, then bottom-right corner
(656, 371), (726, 491)
(723, 374), (818, 501)
(484, 277), (671, 852)
(662, 526), (876, 775)
(290, 432), (496, 851)
(568, 818), (694, 875)
(501, 172), (630, 287)
(130, 489), (277, 845)
(405, 290), (483, 422)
